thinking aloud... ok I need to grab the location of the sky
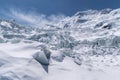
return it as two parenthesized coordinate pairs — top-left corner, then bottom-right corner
(0, 0), (120, 26)
(0, 0), (120, 16)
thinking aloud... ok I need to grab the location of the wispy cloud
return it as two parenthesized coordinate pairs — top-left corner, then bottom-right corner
(4, 8), (66, 27)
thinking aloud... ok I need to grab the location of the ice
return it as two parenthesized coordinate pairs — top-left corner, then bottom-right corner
(1, 8), (120, 80)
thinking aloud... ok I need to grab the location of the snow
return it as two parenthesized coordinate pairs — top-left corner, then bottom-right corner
(1, 8), (120, 80)
(0, 21), (12, 29)
(45, 56), (120, 80)
(1, 43), (120, 80)
(0, 42), (40, 58)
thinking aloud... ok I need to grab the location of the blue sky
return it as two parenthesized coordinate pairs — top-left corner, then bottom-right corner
(0, 0), (120, 16)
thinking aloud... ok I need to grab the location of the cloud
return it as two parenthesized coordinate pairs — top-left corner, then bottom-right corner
(4, 8), (66, 27)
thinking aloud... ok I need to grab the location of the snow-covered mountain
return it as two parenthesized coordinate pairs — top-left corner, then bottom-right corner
(1, 8), (120, 80)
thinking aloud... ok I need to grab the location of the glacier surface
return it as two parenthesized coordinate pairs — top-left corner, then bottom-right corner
(1, 9), (120, 80)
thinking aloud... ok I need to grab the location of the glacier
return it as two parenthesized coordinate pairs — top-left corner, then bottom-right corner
(1, 8), (120, 80)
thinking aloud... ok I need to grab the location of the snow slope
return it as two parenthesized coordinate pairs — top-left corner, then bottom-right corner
(1, 8), (120, 80)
